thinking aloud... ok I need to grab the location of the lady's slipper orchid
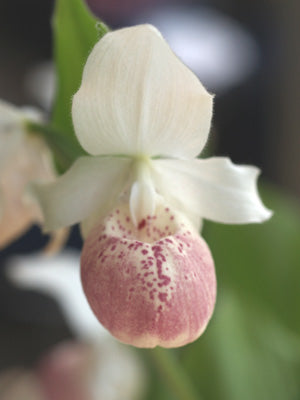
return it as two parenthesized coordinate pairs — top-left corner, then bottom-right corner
(33, 25), (272, 348)
(0, 100), (62, 250)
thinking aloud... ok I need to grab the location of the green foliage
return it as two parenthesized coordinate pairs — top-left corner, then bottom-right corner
(141, 348), (200, 400)
(179, 184), (300, 400)
(139, 184), (300, 399)
(51, 0), (108, 169)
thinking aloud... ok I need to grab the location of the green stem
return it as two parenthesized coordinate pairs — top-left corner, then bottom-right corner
(144, 347), (201, 400)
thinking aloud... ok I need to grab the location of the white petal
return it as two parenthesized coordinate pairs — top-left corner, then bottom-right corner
(80, 206), (108, 240)
(152, 157), (272, 224)
(31, 156), (131, 231)
(72, 24), (213, 158)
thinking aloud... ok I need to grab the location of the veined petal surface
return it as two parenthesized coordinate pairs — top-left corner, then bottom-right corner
(32, 157), (131, 232)
(152, 157), (272, 224)
(72, 24), (213, 158)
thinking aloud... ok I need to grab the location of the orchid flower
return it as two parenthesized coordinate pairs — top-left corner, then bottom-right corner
(0, 100), (65, 250)
(33, 25), (272, 348)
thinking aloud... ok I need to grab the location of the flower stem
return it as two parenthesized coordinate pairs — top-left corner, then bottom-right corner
(144, 347), (201, 400)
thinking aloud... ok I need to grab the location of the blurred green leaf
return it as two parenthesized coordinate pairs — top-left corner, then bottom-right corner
(51, 0), (108, 168)
(184, 294), (300, 400)
(141, 355), (175, 400)
(205, 183), (300, 334)
(141, 348), (200, 400)
(178, 183), (300, 400)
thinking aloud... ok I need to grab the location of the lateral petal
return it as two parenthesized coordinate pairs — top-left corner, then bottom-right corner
(152, 157), (272, 224)
(31, 156), (131, 231)
(72, 24), (213, 158)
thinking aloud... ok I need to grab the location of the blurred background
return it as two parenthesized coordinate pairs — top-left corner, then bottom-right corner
(0, 0), (299, 399)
